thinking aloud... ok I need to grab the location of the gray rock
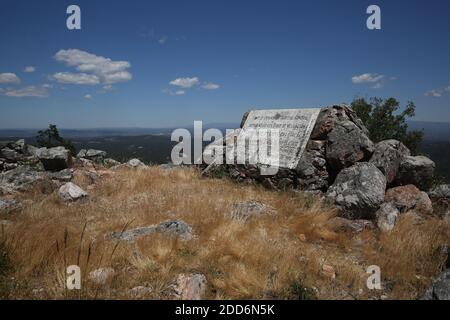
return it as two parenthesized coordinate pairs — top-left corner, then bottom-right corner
(429, 184), (450, 199)
(375, 203), (400, 232)
(8, 139), (26, 153)
(171, 273), (207, 300)
(230, 201), (276, 221)
(156, 220), (194, 239)
(420, 269), (450, 300)
(58, 182), (88, 202)
(328, 217), (375, 233)
(0, 148), (21, 162)
(370, 140), (410, 184)
(327, 163), (386, 219)
(38, 146), (71, 171)
(396, 156), (435, 190)
(109, 219), (193, 241)
(325, 120), (374, 171)
(296, 148), (329, 191)
(0, 198), (22, 214)
(49, 169), (73, 182)
(126, 158), (146, 168)
(0, 166), (48, 195)
(77, 149), (107, 163)
(103, 158), (121, 168)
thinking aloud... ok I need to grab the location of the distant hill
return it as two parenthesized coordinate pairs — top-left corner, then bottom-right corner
(408, 121), (450, 141)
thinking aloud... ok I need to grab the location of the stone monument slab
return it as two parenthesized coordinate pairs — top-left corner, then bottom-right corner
(240, 108), (321, 169)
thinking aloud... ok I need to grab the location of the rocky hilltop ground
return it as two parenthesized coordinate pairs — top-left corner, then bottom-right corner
(1, 105), (450, 300)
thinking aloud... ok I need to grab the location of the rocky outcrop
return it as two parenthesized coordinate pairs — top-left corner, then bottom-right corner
(384, 185), (433, 215)
(295, 142), (329, 191)
(395, 156), (435, 190)
(0, 166), (52, 195)
(327, 163), (386, 219)
(58, 182), (88, 202)
(370, 140), (410, 185)
(420, 269), (450, 300)
(38, 146), (71, 172)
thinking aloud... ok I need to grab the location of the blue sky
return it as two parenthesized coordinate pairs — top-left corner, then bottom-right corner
(0, 0), (450, 128)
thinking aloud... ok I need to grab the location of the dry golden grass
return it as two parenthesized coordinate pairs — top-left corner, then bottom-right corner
(1, 166), (449, 300)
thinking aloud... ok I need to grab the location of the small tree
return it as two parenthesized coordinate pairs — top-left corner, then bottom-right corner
(351, 97), (423, 154)
(36, 124), (76, 155)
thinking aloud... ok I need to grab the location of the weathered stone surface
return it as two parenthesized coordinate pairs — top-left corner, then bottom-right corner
(38, 146), (71, 171)
(230, 201), (276, 221)
(0, 166), (49, 195)
(369, 140), (410, 184)
(327, 163), (386, 219)
(103, 158), (121, 168)
(49, 169), (73, 182)
(375, 203), (400, 232)
(77, 149), (107, 163)
(420, 269), (450, 300)
(0, 148), (21, 162)
(126, 158), (147, 169)
(88, 267), (115, 285)
(429, 184), (450, 199)
(156, 220), (194, 239)
(108, 219), (193, 241)
(0, 198), (22, 214)
(311, 105), (370, 140)
(58, 182), (88, 202)
(385, 185), (433, 215)
(396, 156), (435, 190)
(296, 148), (329, 191)
(172, 273), (207, 300)
(325, 120), (374, 171)
(240, 108), (321, 169)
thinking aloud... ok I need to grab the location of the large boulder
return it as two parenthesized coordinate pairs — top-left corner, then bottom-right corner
(0, 147), (21, 162)
(326, 163), (386, 219)
(395, 156), (435, 190)
(171, 273), (207, 300)
(420, 269), (450, 300)
(325, 120), (374, 172)
(311, 105), (370, 140)
(0, 166), (52, 195)
(369, 140), (410, 184)
(38, 146), (71, 171)
(384, 185), (433, 215)
(58, 182), (88, 202)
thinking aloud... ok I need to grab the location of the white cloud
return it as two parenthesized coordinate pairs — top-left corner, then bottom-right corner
(352, 73), (385, 84)
(425, 89), (443, 97)
(202, 82), (220, 90)
(169, 77), (199, 88)
(158, 36), (168, 44)
(102, 85), (113, 91)
(51, 72), (100, 85)
(23, 66), (36, 73)
(371, 82), (383, 89)
(84, 94), (93, 99)
(53, 49), (132, 85)
(175, 90), (185, 95)
(1, 85), (49, 98)
(0, 73), (21, 84)
(445, 86), (450, 92)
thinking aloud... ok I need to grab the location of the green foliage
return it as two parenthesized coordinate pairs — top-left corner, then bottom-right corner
(288, 279), (316, 300)
(36, 124), (76, 155)
(351, 97), (424, 154)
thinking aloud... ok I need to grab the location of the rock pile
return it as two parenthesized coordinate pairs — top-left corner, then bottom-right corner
(203, 105), (439, 228)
